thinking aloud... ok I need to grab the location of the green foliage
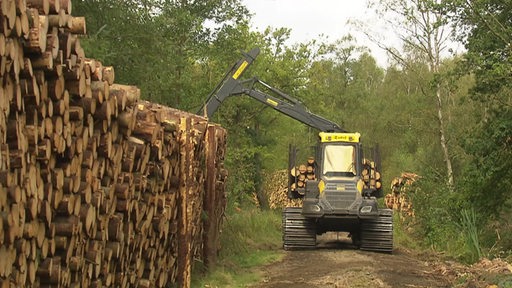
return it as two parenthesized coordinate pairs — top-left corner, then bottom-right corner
(461, 109), (512, 217)
(407, 179), (459, 248)
(224, 145), (263, 206)
(443, 0), (512, 248)
(73, 0), (250, 109)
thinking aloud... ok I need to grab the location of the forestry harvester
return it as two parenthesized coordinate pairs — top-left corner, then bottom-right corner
(198, 48), (393, 253)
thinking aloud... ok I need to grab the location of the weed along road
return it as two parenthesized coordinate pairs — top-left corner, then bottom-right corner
(252, 233), (451, 288)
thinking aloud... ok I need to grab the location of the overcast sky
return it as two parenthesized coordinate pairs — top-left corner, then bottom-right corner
(240, 0), (392, 66)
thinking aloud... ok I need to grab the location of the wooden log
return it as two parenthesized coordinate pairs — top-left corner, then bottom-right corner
(26, 197), (38, 221)
(8, 185), (22, 204)
(48, 0), (60, 14)
(0, 34), (5, 57)
(90, 60), (102, 81)
(31, 51), (53, 70)
(118, 108), (136, 132)
(93, 102), (111, 130)
(40, 257), (61, 284)
(53, 215), (79, 237)
(20, 57), (33, 78)
(90, 80), (108, 103)
(47, 11), (66, 28)
(79, 204), (95, 237)
(71, 36), (84, 58)
(132, 120), (159, 144)
(56, 193), (74, 215)
(67, 16), (85, 34)
(25, 14), (48, 54)
(102, 66), (114, 85)
(23, 220), (39, 238)
(20, 11), (30, 40)
(0, 5), (230, 286)
(1, 0), (17, 30)
(65, 73), (86, 96)
(60, 0), (71, 14)
(36, 257), (52, 279)
(45, 27), (59, 58)
(110, 84), (140, 110)
(58, 30), (73, 59)
(26, 0), (50, 15)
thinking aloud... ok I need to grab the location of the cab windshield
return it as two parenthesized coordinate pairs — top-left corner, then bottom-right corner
(322, 144), (356, 178)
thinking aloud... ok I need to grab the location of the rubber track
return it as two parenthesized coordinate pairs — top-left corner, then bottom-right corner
(360, 209), (394, 253)
(282, 207), (316, 250)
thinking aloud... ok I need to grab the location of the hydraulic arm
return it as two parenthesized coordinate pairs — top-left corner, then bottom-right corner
(198, 48), (345, 133)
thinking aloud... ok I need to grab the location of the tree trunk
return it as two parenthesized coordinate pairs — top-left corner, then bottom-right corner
(435, 83), (454, 189)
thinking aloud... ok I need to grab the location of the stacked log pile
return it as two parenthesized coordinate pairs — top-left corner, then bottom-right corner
(0, 0), (228, 287)
(261, 157), (316, 209)
(265, 170), (302, 209)
(385, 172), (419, 218)
(289, 156), (316, 195)
(361, 159), (382, 191)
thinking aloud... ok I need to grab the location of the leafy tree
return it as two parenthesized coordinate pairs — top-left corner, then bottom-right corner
(365, 0), (458, 189)
(73, 0), (250, 109)
(445, 0), (512, 221)
(302, 36), (371, 128)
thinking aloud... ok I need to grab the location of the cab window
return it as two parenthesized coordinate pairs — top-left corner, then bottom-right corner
(323, 144), (356, 177)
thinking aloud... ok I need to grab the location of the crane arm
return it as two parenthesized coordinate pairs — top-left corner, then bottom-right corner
(239, 78), (345, 132)
(198, 47), (345, 133)
(198, 47), (260, 118)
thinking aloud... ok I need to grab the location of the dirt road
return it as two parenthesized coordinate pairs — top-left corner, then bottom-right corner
(252, 233), (450, 288)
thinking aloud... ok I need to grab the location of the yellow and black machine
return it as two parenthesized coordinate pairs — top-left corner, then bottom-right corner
(198, 48), (393, 253)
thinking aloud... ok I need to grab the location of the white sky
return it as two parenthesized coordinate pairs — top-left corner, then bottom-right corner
(241, 0), (392, 67)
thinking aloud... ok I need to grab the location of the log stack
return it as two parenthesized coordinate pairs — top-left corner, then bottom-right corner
(288, 157), (316, 197)
(385, 172), (419, 218)
(0, 1), (228, 287)
(265, 170), (302, 209)
(361, 159), (383, 192)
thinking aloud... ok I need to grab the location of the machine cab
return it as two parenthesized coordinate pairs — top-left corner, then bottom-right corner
(311, 132), (365, 213)
(289, 132), (381, 217)
(317, 132), (362, 180)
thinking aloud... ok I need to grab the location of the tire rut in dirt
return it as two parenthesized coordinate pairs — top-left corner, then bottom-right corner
(282, 207), (317, 250)
(360, 209), (393, 253)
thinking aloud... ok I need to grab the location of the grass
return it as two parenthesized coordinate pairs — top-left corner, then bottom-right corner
(458, 208), (482, 263)
(392, 213), (423, 252)
(192, 207), (284, 288)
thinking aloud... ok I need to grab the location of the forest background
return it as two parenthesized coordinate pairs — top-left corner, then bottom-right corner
(72, 0), (512, 263)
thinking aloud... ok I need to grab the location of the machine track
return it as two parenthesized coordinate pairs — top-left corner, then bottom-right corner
(282, 207), (317, 250)
(360, 208), (394, 253)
